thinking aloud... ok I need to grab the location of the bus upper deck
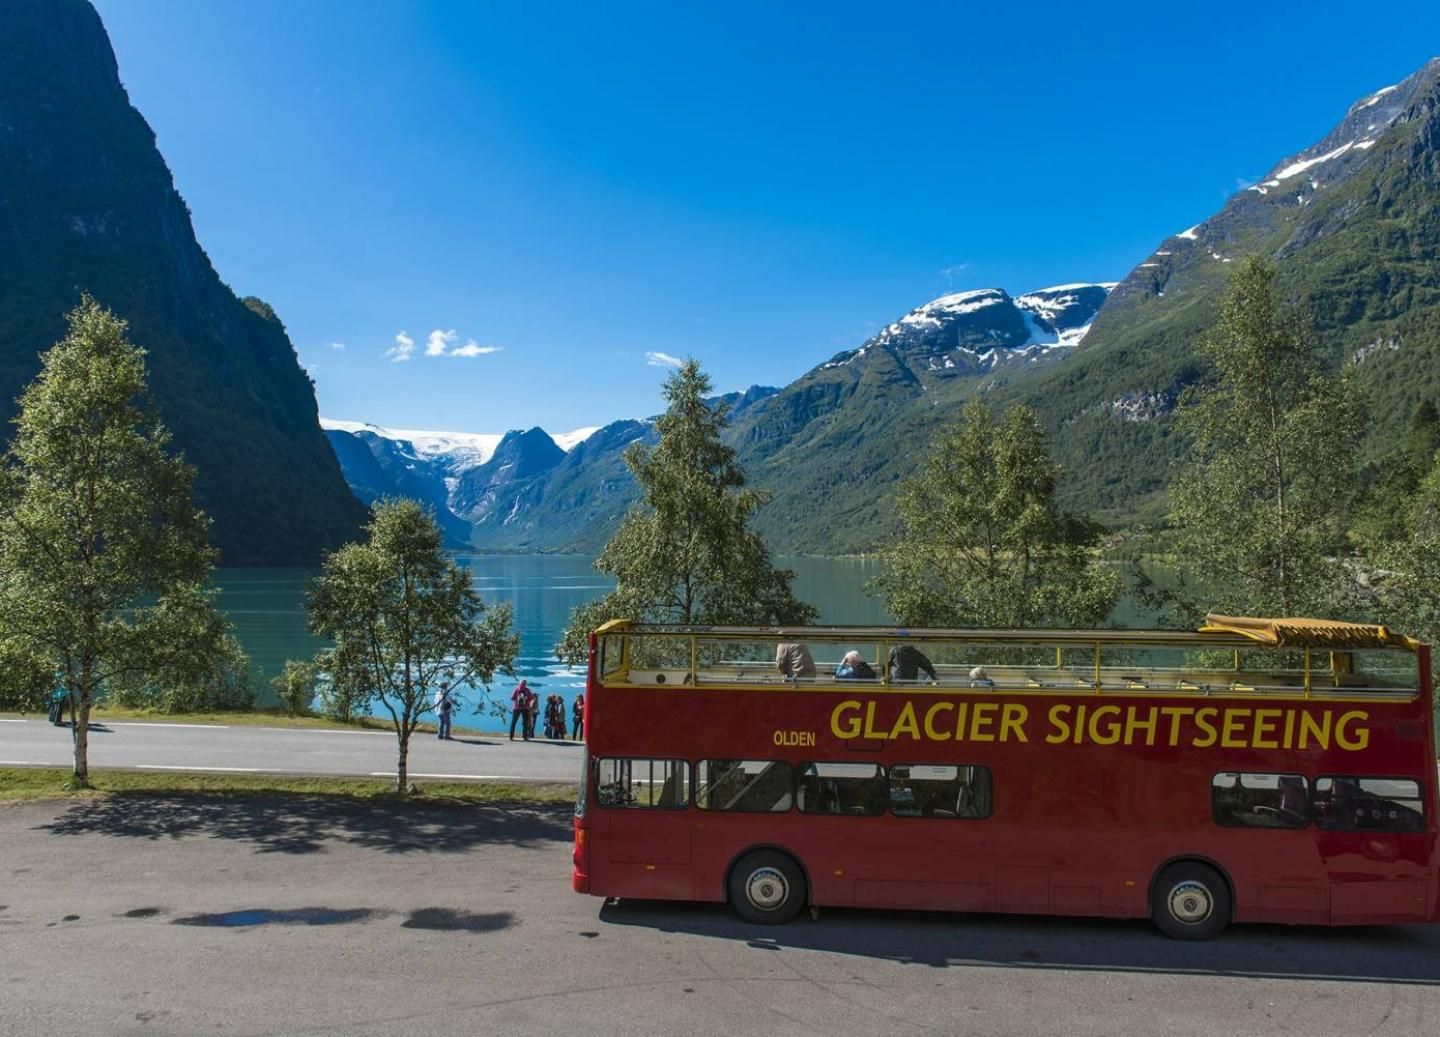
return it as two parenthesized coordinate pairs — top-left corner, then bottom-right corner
(589, 615), (1425, 702)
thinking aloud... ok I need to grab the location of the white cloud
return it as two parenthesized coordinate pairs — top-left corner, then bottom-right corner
(940, 262), (970, 285)
(450, 340), (502, 358)
(426, 328), (458, 357)
(328, 341), (346, 351)
(646, 351), (685, 368)
(385, 330), (415, 362)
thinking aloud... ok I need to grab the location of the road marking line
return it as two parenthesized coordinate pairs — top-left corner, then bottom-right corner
(0, 760), (37, 765)
(0, 718), (29, 723)
(368, 771), (542, 781)
(109, 722), (232, 730)
(136, 765), (284, 773)
(251, 727), (388, 736)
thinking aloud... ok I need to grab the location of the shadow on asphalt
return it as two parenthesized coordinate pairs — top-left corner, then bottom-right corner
(38, 793), (573, 855)
(598, 900), (1440, 985)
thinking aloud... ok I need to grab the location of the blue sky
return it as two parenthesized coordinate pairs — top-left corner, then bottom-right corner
(92, 0), (1440, 434)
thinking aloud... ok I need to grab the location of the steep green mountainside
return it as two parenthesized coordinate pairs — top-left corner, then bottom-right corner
(0, 0), (365, 563)
(996, 58), (1440, 526)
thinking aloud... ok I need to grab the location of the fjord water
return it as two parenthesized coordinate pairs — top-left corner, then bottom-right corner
(215, 555), (892, 717)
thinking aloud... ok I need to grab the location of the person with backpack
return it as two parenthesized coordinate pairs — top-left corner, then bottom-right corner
(434, 682), (455, 740)
(509, 679), (530, 741)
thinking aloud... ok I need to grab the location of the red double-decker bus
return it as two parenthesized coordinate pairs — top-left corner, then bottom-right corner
(571, 616), (1439, 939)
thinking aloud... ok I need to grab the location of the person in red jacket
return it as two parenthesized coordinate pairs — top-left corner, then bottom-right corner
(509, 679), (530, 741)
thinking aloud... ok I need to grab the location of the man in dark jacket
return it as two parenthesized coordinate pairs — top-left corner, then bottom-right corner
(888, 645), (937, 683)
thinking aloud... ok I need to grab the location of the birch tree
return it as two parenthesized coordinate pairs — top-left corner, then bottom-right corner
(1169, 257), (1358, 616)
(0, 298), (228, 786)
(307, 499), (518, 792)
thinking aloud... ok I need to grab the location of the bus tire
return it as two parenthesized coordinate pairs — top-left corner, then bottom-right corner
(728, 849), (806, 925)
(1151, 861), (1230, 940)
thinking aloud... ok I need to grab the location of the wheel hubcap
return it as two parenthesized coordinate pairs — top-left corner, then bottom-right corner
(746, 867), (789, 911)
(1167, 880), (1213, 925)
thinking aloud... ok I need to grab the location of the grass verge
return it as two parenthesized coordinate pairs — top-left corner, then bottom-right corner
(0, 767), (577, 806)
(1, 705), (509, 737)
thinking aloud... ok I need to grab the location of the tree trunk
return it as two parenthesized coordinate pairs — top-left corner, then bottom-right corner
(71, 683), (91, 788)
(395, 731), (409, 794)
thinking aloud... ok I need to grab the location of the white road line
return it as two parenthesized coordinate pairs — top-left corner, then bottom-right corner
(251, 727), (388, 736)
(108, 722), (232, 729)
(0, 760), (37, 765)
(0, 718), (29, 723)
(136, 765), (284, 773)
(368, 771), (545, 781)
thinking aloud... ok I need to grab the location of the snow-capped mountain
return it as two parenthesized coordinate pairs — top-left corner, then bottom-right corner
(820, 282), (1114, 374)
(321, 419), (598, 545)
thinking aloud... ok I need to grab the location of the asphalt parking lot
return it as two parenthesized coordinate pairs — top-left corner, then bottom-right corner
(2, 794), (1437, 1037)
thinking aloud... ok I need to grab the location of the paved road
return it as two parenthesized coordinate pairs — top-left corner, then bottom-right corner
(3, 796), (1438, 1037)
(0, 716), (583, 782)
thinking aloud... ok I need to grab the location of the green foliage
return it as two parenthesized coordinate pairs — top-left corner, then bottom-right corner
(270, 659), (320, 718)
(313, 647), (369, 723)
(0, 299), (238, 782)
(557, 361), (816, 664)
(0, 635), (52, 712)
(1167, 259), (1360, 617)
(869, 399), (1120, 628)
(307, 499), (519, 792)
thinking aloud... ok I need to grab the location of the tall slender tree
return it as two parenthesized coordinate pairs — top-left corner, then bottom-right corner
(0, 298), (231, 786)
(308, 498), (519, 792)
(1167, 257), (1359, 617)
(558, 360), (816, 663)
(869, 398), (1119, 629)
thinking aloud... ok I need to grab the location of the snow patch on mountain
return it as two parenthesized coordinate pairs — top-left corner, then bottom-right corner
(321, 418), (597, 466)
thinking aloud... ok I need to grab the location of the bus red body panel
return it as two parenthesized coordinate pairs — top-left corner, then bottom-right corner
(573, 624), (1439, 930)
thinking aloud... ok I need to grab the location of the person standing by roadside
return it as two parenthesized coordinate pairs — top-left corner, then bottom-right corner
(571, 693), (585, 741)
(434, 682), (455, 740)
(509, 679), (530, 741)
(523, 682), (539, 740)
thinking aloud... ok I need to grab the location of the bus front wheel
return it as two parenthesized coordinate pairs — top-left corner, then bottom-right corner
(1151, 861), (1231, 940)
(728, 850), (806, 925)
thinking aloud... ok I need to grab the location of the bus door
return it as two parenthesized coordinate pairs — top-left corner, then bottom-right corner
(596, 757), (693, 899)
(1312, 775), (1432, 922)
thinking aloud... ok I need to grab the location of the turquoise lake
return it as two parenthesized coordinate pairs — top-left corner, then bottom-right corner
(215, 555), (894, 717)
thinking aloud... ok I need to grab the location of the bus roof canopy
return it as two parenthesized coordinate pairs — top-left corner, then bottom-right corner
(1199, 614), (1418, 650)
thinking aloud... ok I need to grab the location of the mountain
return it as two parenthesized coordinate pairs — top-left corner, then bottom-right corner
(0, 0), (365, 563)
(321, 419), (603, 549)
(997, 57), (1440, 525)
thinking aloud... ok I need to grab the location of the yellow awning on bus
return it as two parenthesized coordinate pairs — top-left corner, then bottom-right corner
(1199, 614), (1417, 650)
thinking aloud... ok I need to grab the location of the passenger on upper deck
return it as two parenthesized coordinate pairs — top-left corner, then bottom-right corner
(888, 645), (937, 684)
(776, 642), (817, 680)
(835, 651), (877, 681)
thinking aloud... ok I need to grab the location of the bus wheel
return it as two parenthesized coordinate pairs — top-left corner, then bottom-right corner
(728, 850), (806, 925)
(1151, 861), (1230, 940)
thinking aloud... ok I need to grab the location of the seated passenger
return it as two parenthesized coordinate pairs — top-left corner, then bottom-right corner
(775, 641), (816, 680)
(835, 650), (877, 681)
(888, 644), (937, 683)
(968, 665), (994, 688)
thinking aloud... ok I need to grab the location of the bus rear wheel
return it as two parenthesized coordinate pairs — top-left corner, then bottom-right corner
(728, 850), (806, 925)
(1151, 861), (1230, 940)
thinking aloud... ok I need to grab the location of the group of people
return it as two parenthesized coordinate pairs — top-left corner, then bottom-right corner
(775, 643), (946, 683)
(508, 679), (584, 741)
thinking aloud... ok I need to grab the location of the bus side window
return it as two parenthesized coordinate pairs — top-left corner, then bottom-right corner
(796, 762), (886, 816)
(1211, 772), (1308, 828)
(1314, 776), (1425, 832)
(696, 760), (793, 813)
(889, 764), (992, 819)
(595, 758), (690, 809)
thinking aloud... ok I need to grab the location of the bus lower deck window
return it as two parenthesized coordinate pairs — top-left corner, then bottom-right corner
(889, 764), (992, 819)
(1211, 772), (1308, 828)
(796, 763), (885, 816)
(595, 758), (690, 809)
(696, 760), (793, 812)
(1314, 777), (1425, 831)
